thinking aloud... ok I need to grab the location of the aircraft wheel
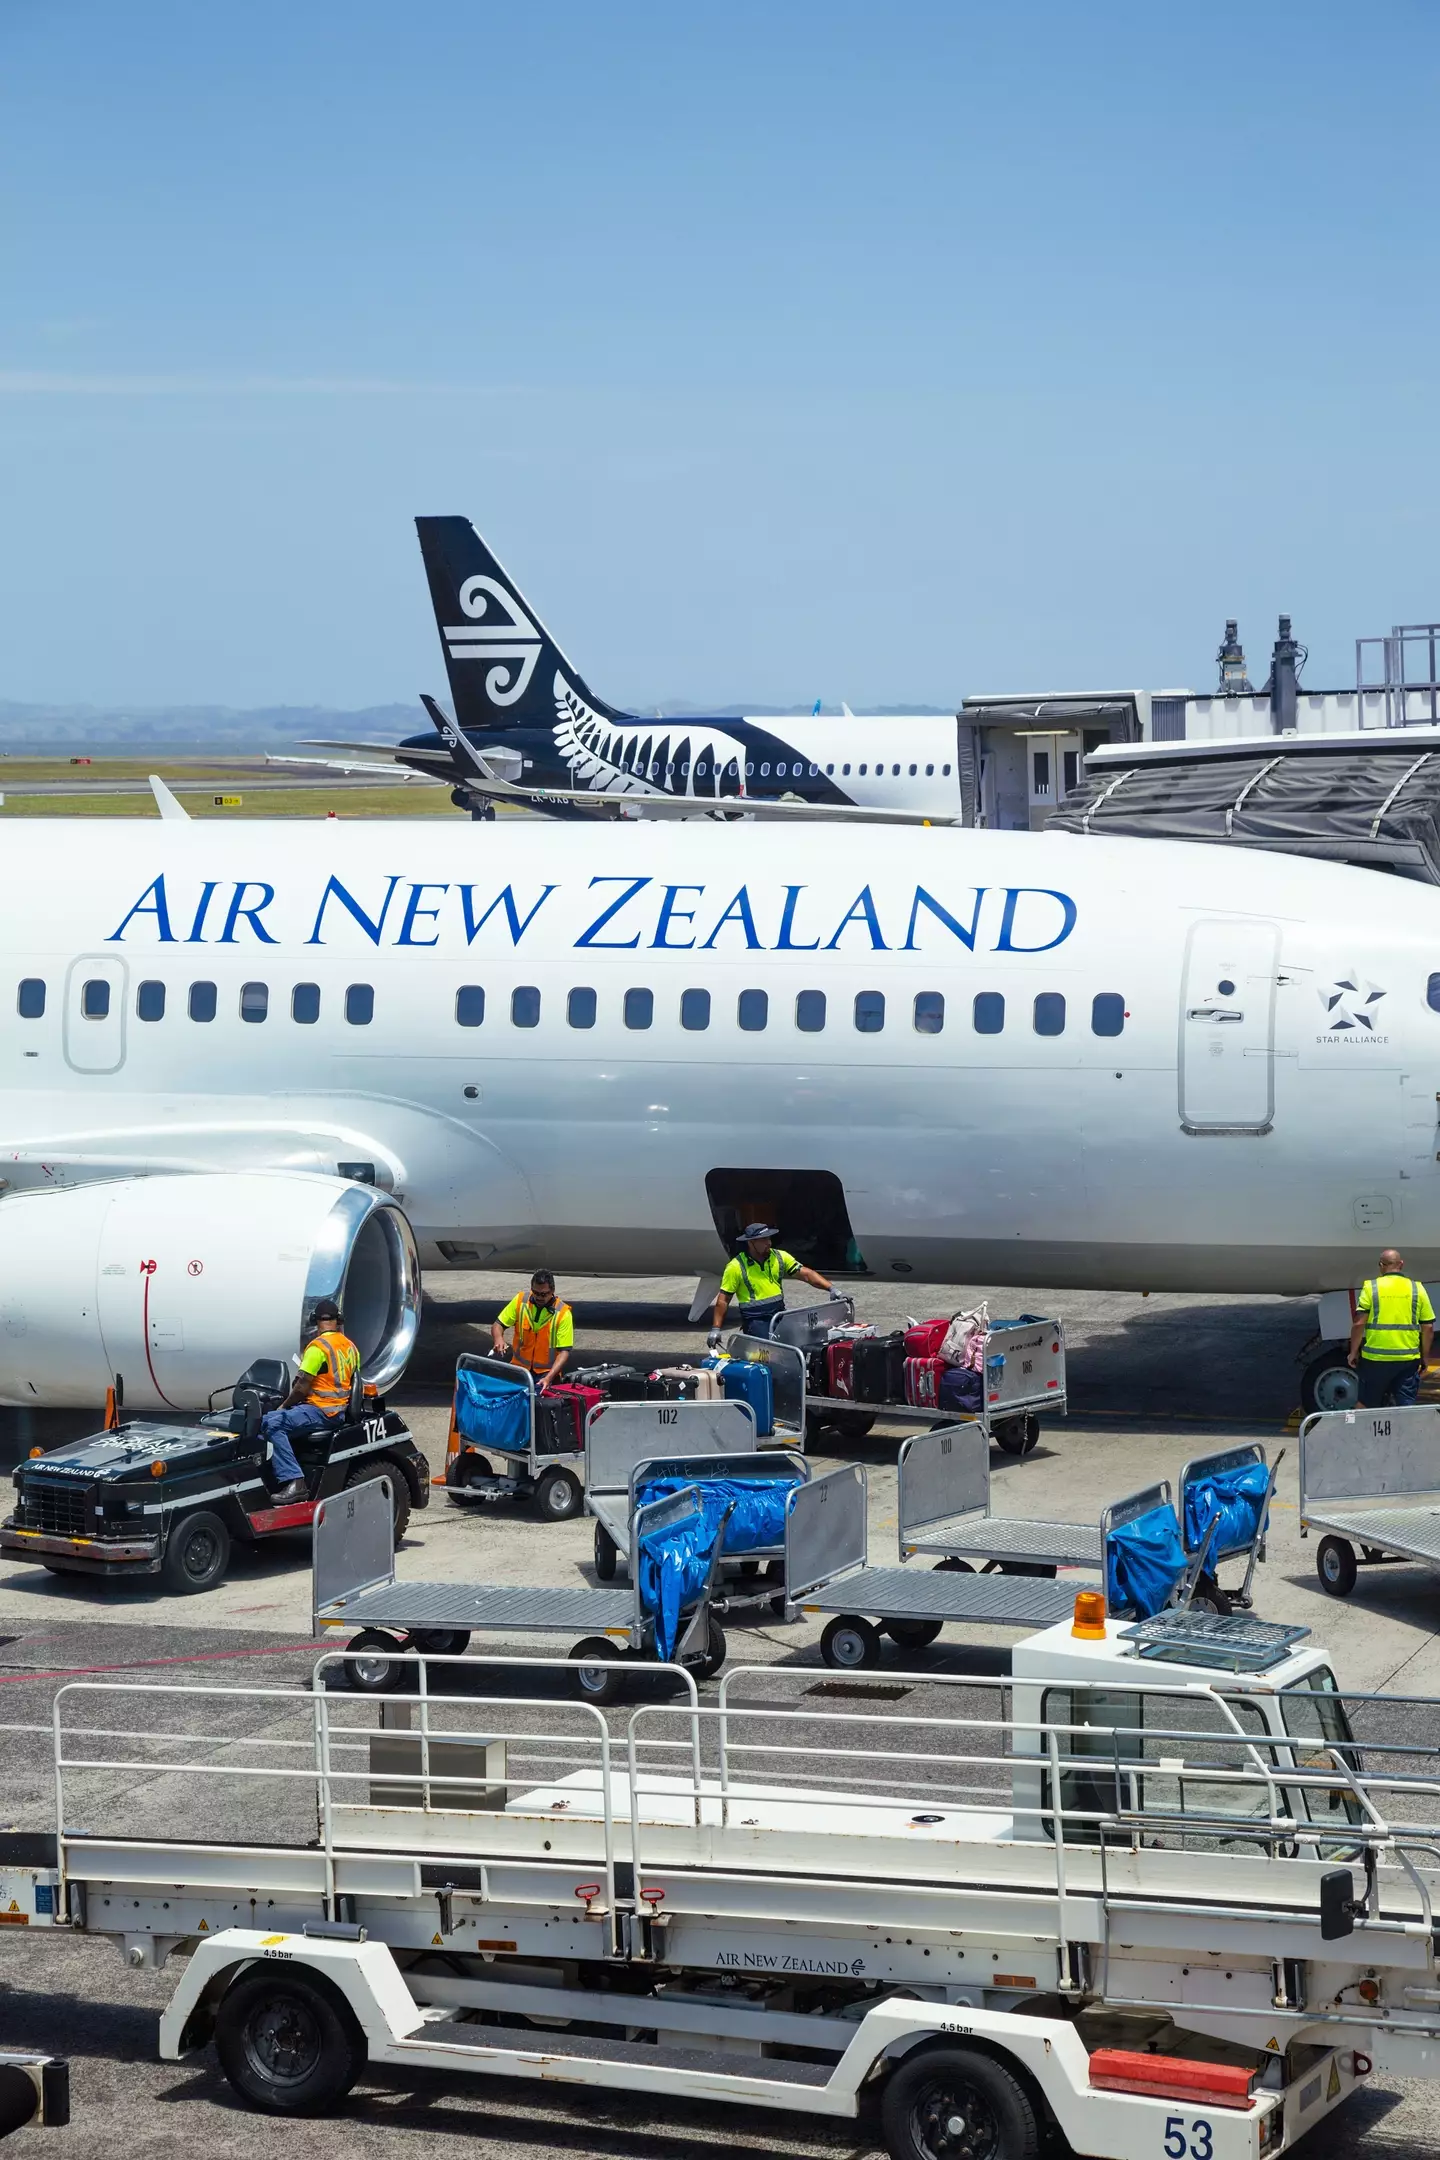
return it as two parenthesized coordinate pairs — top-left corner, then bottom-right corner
(1317, 1536), (1358, 1598)
(820, 1614), (882, 1669)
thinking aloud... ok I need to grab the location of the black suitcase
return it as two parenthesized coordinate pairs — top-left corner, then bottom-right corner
(533, 1395), (576, 1456)
(646, 1369), (701, 1401)
(852, 1331), (907, 1404)
(805, 1345), (829, 1399)
(569, 1363), (646, 1400)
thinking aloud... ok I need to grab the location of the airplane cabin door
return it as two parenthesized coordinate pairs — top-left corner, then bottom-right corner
(63, 955), (127, 1074)
(1179, 919), (1278, 1133)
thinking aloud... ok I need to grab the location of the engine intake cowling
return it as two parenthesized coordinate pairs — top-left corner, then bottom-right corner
(0, 1171), (421, 1411)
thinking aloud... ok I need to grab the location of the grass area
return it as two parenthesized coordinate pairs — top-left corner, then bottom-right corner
(0, 785), (460, 818)
(0, 756), (292, 782)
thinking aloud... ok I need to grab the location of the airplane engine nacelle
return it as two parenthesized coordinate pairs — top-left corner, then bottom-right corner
(0, 1172), (421, 1411)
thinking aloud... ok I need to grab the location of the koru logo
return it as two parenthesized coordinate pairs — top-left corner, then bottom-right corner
(1319, 971), (1386, 1032)
(441, 574), (542, 705)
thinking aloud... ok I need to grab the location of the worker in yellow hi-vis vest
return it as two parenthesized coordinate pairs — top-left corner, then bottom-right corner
(1347, 1249), (1435, 1409)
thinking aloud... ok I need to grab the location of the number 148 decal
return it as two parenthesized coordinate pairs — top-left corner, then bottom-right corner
(1165, 2119), (1212, 2160)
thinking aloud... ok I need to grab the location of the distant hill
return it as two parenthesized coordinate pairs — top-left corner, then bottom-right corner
(0, 696), (955, 754)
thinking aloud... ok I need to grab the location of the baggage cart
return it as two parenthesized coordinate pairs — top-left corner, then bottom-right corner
(1300, 1402), (1440, 1597)
(12, 1591), (1425, 2160)
(1177, 1442), (1282, 1610)
(897, 1421), (1101, 1576)
(782, 1457), (1078, 1667)
(313, 1473), (729, 1705)
(582, 1396), (803, 1583)
(798, 1313), (1068, 1456)
(443, 1353), (586, 1521)
(714, 1331), (807, 1442)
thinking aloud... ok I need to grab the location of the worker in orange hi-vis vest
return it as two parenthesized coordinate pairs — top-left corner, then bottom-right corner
(492, 1269), (574, 1389)
(260, 1297), (362, 1500)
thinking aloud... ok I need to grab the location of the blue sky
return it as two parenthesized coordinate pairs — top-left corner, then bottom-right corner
(1, 1), (1436, 711)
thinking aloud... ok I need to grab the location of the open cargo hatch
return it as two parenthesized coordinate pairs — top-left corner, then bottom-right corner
(1049, 729), (1440, 882)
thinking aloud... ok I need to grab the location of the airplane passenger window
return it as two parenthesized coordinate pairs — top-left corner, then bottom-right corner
(81, 979), (110, 1019)
(892, 763), (901, 776)
(973, 991), (1004, 1034)
(1092, 992), (1126, 1037)
(760, 764), (770, 778)
(240, 982), (268, 1024)
(1428, 973), (1440, 1012)
(854, 990), (885, 1033)
(909, 763), (917, 776)
(925, 762), (934, 775)
(16, 979), (45, 1019)
(189, 981), (217, 1023)
(568, 986), (596, 1029)
(1034, 992), (1066, 1036)
(292, 983), (320, 1024)
(346, 984), (375, 1026)
(456, 985), (485, 1027)
(795, 989), (826, 1031)
(914, 992), (944, 1034)
(136, 980), (165, 1022)
(746, 762), (755, 778)
(826, 764), (835, 775)
(738, 988), (768, 1031)
(842, 763), (851, 776)
(942, 763), (951, 775)
(809, 764), (819, 777)
(681, 762), (690, 777)
(624, 987), (653, 1030)
(511, 986), (539, 1028)
(681, 988), (710, 1031)
(859, 763), (868, 776)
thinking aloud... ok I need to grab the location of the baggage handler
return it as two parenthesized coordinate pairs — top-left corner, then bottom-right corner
(260, 1297), (361, 1500)
(1347, 1248), (1435, 1408)
(709, 1223), (833, 1343)
(493, 1269), (573, 1388)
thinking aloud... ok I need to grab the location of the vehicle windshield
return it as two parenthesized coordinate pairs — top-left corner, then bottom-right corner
(1281, 1668), (1365, 1836)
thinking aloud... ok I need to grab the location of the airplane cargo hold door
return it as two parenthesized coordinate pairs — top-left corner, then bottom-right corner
(1179, 918), (1278, 1134)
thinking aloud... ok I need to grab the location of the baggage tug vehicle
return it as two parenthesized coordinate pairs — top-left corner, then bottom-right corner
(1, 1361), (428, 1591)
(3, 1592), (1438, 2159)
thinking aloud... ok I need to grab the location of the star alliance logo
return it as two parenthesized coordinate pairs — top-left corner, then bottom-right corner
(1319, 972), (1386, 1033)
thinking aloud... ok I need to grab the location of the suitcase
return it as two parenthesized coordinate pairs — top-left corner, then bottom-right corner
(533, 1394), (577, 1456)
(569, 1363), (646, 1401)
(938, 1363), (984, 1414)
(904, 1318), (952, 1360)
(825, 1338), (856, 1400)
(647, 1369), (702, 1401)
(852, 1332), (905, 1405)
(538, 1382), (602, 1451)
(722, 1357), (774, 1437)
(904, 1354), (946, 1409)
(804, 1345), (828, 1399)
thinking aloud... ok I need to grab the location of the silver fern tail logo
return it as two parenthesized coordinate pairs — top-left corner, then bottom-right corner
(443, 574), (541, 707)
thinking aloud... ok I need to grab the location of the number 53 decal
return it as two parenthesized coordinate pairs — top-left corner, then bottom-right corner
(1165, 2119), (1212, 2160)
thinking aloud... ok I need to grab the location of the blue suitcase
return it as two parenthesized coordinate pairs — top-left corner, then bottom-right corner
(722, 1357), (774, 1438)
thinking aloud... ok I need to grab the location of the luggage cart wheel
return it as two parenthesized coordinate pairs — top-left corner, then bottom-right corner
(1187, 1573), (1232, 1617)
(570, 1637), (628, 1704)
(820, 1615), (882, 1670)
(934, 1557), (975, 1574)
(593, 1523), (619, 1581)
(682, 1615), (727, 1682)
(1317, 1535), (1358, 1598)
(883, 1618), (944, 1649)
(992, 1415), (1039, 1457)
(407, 1630), (471, 1657)
(535, 1467), (584, 1521)
(344, 1629), (407, 1694)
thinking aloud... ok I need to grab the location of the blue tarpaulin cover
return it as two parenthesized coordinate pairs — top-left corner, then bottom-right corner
(454, 1365), (530, 1456)
(1106, 1502), (1186, 1619)
(635, 1474), (803, 1658)
(1183, 1461), (1269, 1559)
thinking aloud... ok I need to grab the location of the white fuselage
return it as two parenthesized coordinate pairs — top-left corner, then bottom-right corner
(2, 816), (1436, 1295)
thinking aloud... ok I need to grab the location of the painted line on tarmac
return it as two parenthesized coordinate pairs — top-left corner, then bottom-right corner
(0, 1637), (320, 1686)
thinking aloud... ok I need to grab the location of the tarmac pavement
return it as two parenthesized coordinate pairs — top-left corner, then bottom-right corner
(4, 1270), (1440, 2155)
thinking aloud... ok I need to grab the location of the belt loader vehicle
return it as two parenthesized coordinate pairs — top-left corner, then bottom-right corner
(4, 1595), (1438, 2160)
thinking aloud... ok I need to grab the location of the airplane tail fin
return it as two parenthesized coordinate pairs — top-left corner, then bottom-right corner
(414, 517), (623, 734)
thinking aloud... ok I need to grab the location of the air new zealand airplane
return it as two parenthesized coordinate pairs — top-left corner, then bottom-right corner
(387, 518), (964, 819)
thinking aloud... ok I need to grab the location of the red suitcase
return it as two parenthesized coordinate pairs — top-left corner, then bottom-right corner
(904, 1355), (946, 1409)
(542, 1381), (604, 1449)
(825, 1339), (856, 1400)
(904, 1318), (951, 1360)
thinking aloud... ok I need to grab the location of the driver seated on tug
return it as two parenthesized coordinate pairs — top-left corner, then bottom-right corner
(261, 1298), (361, 1501)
